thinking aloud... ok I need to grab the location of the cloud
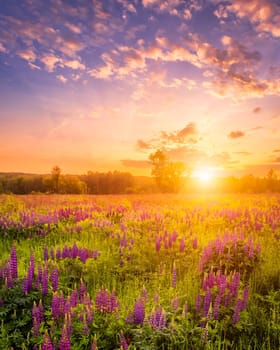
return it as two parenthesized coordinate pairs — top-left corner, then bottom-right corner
(273, 149), (280, 152)
(160, 123), (197, 144)
(18, 49), (36, 62)
(274, 157), (280, 162)
(253, 106), (261, 113)
(121, 159), (151, 168)
(136, 139), (153, 150)
(56, 75), (67, 83)
(0, 42), (7, 53)
(41, 54), (61, 72)
(228, 131), (245, 139)
(225, 0), (280, 38)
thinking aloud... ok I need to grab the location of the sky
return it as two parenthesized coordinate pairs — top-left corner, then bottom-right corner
(0, 0), (280, 177)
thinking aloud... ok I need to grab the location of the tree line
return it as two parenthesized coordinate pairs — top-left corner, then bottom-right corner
(0, 150), (279, 194)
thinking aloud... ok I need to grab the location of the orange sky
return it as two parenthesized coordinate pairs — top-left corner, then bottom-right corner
(0, 0), (280, 177)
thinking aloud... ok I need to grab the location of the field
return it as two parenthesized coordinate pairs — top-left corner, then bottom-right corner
(0, 194), (279, 350)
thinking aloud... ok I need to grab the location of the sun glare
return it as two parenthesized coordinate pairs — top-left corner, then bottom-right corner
(193, 167), (215, 184)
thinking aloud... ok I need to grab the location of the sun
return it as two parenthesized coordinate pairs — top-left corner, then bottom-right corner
(193, 167), (215, 184)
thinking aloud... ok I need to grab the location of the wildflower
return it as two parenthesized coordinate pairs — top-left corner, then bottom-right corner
(42, 266), (48, 296)
(50, 267), (59, 292)
(134, 298), (145, 324)
(203, 290), (211, 317)
(172, 264), (177, 289)
(10, 245), (18, 280)
(232, 299), (242, 324)
(42, 331), (53, 350)
(59, 324), (71, 350)
(43, 246), (49, 261)
(119, 331), (128, 350)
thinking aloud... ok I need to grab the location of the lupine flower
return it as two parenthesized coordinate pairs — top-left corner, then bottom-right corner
(52, 292), (61, 320)
(119, 331), (128, 350)
(43, 246), (49, 261)
(70, 288), (79, 307)
(203, 290), (211, 317)
(133, 298), (145, 324)
(232, 299), (242, 324)
(22, 277), (28, 294)
(42, 330), (53, 350)
(59, 324), (71, 350)
(50, 267), (59, 292)
(241, 286), (249, 311)
(10, 245), (18, 280)
(149, 306), (166, 329)
(213, 292), (222, 320)
(171, 294), (179, 311)
(32, 302), (40, 337)
(42, 267), (48, 296)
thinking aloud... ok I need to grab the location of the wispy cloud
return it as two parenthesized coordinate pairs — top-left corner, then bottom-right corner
(228, 131), (245, 139)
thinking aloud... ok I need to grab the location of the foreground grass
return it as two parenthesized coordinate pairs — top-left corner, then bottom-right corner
(0, 194), (279, 349)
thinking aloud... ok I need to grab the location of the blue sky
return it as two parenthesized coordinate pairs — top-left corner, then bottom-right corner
(0, 0), (280, 176)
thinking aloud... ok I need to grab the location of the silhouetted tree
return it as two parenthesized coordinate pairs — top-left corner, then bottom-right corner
(51, 166), (61, 193)
(149, 149), (186, 192)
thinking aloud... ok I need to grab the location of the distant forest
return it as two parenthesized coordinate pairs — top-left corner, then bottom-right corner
(0, 168), (280, 194)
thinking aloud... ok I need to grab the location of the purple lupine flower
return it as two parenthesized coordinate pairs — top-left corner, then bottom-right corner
(56, 247), (61, 260)
(80, 281), (87, 303)
(79, 249), (88, 263)
(155, 236), (161, 252)
(172, 265), (177, 289)
(35, 265), (43, 290)
(224, 291), (231, 307)
(86, 305), (94, 324)
(62, 246), (69, 259)
(38, 299), (44, 323)
(52, 292), (61, 320)
(10, 245), (18, 280)
(229, 272), (240, 298)
(22, 277), (28, 294)
(240, 286), (249, 311)
(119, 331), (128, 350)
(109, 290), (118, 312)
(27, 265), (34, 292)
(42, 267), (48, 296)
(64, 312), (73, 336)
(32, 302), (40, 337)
(203, 290), (212, 317)
(70, 288), (79, 307)
(232, 299), (242, 324)
(171, 294), (179, 311)
(192, 237), (198, 249)
(59, 324), (71, 350)
(43, 246), (49, 261)
(134, 298), (145, 324)
(213, 292), (222, 320)
(50, 267), (59, 292)
(72, 242), (78, 258)
(42, 331), (53, 350)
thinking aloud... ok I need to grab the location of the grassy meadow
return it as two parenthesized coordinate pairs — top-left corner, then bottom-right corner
(0, 194), (279, 349)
